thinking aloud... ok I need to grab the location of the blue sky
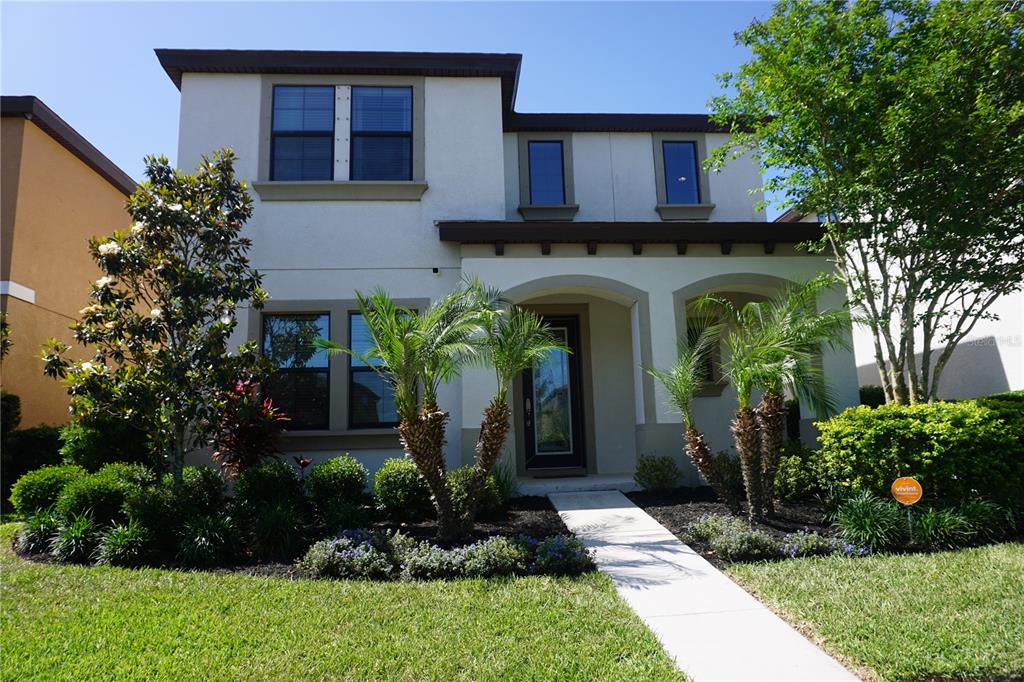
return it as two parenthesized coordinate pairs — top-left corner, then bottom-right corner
(2, 1), (773, 197)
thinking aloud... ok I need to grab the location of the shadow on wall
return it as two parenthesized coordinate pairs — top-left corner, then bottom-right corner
(857, 336), (1012, 400)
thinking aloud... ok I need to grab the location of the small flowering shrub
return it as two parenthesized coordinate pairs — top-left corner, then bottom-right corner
(297, 531), (594, 581)
(709, 528), (779, 562)
(779, 530), (867, 559)
(532, 535), (593, 575)
(686, 515), (749, 544)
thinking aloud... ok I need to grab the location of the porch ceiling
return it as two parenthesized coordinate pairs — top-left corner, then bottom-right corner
(436, 220), (823, 256)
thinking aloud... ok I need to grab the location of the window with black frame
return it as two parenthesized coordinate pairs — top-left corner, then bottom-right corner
(270, 86), (334, 181)
(527, 141), (565, 204)
(350, 86), (413, 181)
(262, 313), (330, 430)
(662, 141), (701, 205)
(349, 312), (400, 428)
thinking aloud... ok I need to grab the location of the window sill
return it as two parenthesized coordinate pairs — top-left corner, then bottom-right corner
(656, 203), (716, 221)
(518, 204), (580, 221)
(277, 427), (401, 452)
(281, 428), (397, 437)
(252, 181), (428, 202)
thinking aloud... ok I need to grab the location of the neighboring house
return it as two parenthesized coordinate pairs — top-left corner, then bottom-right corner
(775, 210), (1024, 400)
(160, 49), (859, 485)
(1, 96), (135, 427)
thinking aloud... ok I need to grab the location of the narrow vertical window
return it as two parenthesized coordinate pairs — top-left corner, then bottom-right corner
(528, 141), (565, 205)
(350, 87), (413, 181)
(662, 141), (701, 205)
(262, 313), (330, 430)
(271, 86), (334, 181)
(349, 313), (400, 428)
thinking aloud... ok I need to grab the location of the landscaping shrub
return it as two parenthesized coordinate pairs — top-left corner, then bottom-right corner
(49, 513), (99, 564)
(859, 385), (886, 408)
(97, 462), (156, 488)
(773, 441), (820, 502)
(911, 507), (973, 550)
(306, 455), (368, 520)
(95, 518), (153, 567)
(447, 465), (503, 517)
(15, 510), (59, 555)
(250, 501), (306, 561)
(462, 536), (531, 577)
(59, 419), (153, 472)
(373, 458), (432, 520)
(297, 530), (398, 580)
(2, 426), (63, 508)
(122, 484), (180, 556)
(1, 390), (21, 435)
(834, 491), (907, 551)
(686, 515), (749, 544)
(956, 499), (1014, 544)
(707, 450), (745, 511)
(778, 531), (866, 559)
(211, 378), (288, 478)
(491, 459), (519, 503)
(399, 541), (466, 580)
(708, 527), (779, 562)
(55, 467), (143, 525)
(9, 464), (86, 515)
(161, 466), (224, 516)
(233, 460), (303, 512)
(178, 514), (237, 567)
(816, 402), (1024, 504)
(532, 535), (593, 575)
(633, 453), (682, 491)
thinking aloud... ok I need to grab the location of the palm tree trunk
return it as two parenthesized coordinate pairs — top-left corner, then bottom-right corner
(757, 390), (786, 517)
(685, 427), (741, 513)
(458, 399), (512, 535)
(732, 407), (763, 523)
(398, 403), (459, 541)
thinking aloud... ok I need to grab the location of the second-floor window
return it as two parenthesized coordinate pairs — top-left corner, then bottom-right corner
(527, 141), (565, 205)
(271, 86), (334, 181)
(662, 141), (701, 204)
(351, 86), (413, 181)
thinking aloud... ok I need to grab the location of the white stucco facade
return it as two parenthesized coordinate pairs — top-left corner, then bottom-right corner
(168, 50), (859, 485)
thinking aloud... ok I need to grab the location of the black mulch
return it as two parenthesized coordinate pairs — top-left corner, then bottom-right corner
(627, 487), (830, 568)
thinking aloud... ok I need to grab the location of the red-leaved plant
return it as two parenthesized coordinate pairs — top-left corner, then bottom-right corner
(212, 379), (289, 478)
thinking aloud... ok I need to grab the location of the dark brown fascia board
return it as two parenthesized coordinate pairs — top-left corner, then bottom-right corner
(505, 112), (730, 134)
(437, 221), (824, 245)
(155, 48), (523, 114)
(774, 207), (809, 223)
(1, 95), (136, 195)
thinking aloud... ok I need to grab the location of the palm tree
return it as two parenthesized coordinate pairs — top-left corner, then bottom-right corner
(646, 326), (741, 511)
(316, 285), (483, 541)
(696, 275), (849, 521)
(458, 280), (567, 530)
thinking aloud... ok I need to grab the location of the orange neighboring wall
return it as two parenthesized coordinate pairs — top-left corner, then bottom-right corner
(1, 97), (136, 428)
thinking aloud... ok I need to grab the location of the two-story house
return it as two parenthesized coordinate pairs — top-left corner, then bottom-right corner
(159, 49), (859, 489)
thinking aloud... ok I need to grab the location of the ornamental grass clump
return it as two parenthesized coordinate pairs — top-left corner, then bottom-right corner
(833, 491), (907, 552)
(95, 518), (153, 567)
(15, 510), (60, 555)
(49, 513), (99, 564)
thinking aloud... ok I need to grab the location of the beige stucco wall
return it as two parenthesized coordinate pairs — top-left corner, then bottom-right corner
(0, 118), (130, 427)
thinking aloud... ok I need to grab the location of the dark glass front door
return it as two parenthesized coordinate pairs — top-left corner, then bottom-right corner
(522, 316), (585, 470)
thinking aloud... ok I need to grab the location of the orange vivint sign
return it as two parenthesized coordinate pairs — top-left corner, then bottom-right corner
(891, 477), (923, 505)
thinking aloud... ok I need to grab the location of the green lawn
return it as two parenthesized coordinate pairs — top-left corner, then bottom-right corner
(730, 542), (1024, 681)
(0, 524), (681, 681)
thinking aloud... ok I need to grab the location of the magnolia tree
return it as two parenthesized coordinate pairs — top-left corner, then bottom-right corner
(709, 0), (1024, 403)
(43, 149), (267, 484)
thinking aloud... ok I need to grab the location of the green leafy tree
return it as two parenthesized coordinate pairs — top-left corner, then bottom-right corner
(42, 150), (267, 485)
(709, 0), (1024, 404)
(697, 276), (848, 521)
(0, 312), (11, 360)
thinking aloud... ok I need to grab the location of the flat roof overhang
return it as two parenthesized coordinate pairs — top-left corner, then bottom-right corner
(437, 220), (824, 255)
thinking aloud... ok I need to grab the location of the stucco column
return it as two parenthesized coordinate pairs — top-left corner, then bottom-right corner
(818, 286), (860, 416)
(647, 289), (682, 424)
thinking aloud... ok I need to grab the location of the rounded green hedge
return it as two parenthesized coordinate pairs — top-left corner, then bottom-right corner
(9, 465), (86, 515)
(307, 455), (368, 509)
(373, 458), (432, 520)
(816, 400), (1024, 504)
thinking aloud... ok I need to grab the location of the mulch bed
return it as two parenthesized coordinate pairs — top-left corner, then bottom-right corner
(627, 487), (830, 569)
(11, 496), (570, 580)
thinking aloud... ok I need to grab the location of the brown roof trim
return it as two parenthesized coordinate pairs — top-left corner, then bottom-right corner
(774, 208), (810, 223)
(155, 48), (523, 118)
(506, 112), (729, 133)
(1, 96), (136, 196)
(437, 220), (823, 250)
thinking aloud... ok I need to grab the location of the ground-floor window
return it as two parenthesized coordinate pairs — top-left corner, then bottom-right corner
(348, 312), (399, 428)
(261, 313), (330, 430)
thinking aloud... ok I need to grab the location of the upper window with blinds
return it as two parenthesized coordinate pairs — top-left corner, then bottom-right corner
(270, 86), (334, 181)
(350, 86), (413, 181)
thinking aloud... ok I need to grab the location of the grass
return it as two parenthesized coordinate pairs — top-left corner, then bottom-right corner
(729, 542), (1024, 681)
(0, 523), (682, 681)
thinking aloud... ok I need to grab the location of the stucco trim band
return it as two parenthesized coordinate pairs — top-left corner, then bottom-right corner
(0, 280), (36, 304)
(252, 181), (429, 202)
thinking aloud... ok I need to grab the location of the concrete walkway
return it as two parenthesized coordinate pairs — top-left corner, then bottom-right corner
(549, 490), (856, 681)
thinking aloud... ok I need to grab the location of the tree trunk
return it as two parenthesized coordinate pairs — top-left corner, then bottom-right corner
(458, 399), (512, 534)
(685, 427), (741, 513)
(398, 403), (459, 542)
(757, 390), (786, 516)
(732, 407), (763, 523)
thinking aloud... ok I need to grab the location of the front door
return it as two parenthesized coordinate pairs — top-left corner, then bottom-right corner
(522, 316), (586, 470)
